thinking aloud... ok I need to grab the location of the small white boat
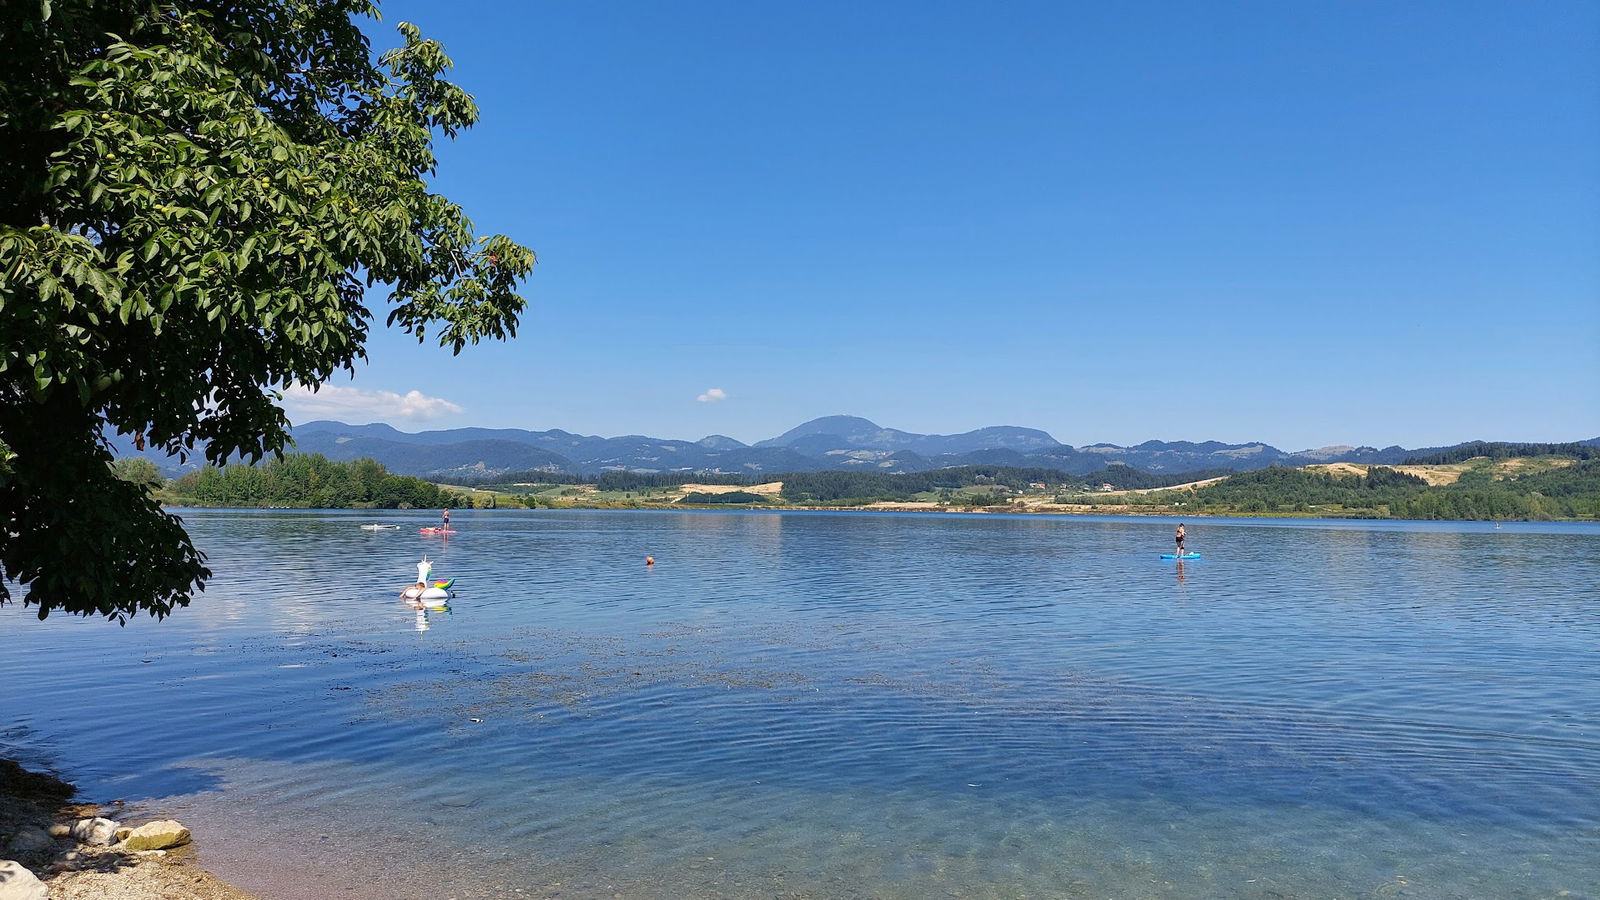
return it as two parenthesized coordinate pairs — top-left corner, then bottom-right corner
(360, 524), (400, 530)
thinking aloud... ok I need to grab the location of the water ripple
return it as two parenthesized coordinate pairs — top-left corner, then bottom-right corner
(3, 509), (1598, 899)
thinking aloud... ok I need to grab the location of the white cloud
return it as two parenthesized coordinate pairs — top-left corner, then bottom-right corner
(281, 383), (464, 422)
(697, 388), (729, 403)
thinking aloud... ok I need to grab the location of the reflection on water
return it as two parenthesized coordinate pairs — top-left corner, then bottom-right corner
(3, 510), (1598, 899)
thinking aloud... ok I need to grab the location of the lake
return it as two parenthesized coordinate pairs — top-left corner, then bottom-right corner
(3, 510), (1597, 899)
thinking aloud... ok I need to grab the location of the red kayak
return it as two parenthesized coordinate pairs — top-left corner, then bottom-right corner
(420, 527), (457, 535)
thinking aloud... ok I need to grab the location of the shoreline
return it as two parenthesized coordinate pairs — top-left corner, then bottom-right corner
(0, 758), (255, 900)
(159, 500), (1593, 523)
(474, 502), (1592, 523)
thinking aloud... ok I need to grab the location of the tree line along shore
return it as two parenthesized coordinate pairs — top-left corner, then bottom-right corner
(120, 446), (1600, 522)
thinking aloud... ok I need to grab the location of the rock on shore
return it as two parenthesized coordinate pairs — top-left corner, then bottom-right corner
(0, 859), (49, 900)
(0, 758), (254, 900)
(116, 821), (191, 852)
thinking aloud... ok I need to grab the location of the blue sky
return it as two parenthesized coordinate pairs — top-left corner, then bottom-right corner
(283, 0), (1600, 450)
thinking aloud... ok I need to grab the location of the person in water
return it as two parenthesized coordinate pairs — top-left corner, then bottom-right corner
(1174, 523), (1187, 556)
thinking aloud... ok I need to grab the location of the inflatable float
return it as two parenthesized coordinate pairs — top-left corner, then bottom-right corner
(402, 578), (456, 606)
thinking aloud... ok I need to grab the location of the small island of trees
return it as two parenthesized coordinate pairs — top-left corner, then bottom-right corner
(133, 455), (470, 509)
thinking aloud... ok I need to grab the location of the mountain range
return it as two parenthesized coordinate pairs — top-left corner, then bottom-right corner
(110, 415), (1597, 480)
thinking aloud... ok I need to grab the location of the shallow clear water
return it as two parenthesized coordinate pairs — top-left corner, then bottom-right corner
(3, 510), (1598, 899)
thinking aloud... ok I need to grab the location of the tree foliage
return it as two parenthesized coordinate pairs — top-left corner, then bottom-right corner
(456, 465), (1230, 505)
(678, 490), (769, 505)
(1071, 464), (1236, 491)
(1175, 461), (1600, 520)
(1, 0), (534, 620)
(110, 455), (162, 486)
(774, 465), (1226, 504)
(595, 471), (751, 492)
(1185, 465), (1427, 514)
(167, 453), (465, 509)
(1404, 442), (1600, 465)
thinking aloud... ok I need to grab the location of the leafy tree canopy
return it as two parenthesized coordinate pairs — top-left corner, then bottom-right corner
(678, 490), (770, 505)
(1, 0), (535, 620)
(1403, 442), (1600, 465)
(110, 455), (162, 486)
(168, 453), (467, 509)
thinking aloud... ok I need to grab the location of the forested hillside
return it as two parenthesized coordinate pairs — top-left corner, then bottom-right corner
(130, 451), (1600, 520)
(1182, 466), (1428, 514)
(1405, 442), (1600, 465)
(1172, 460), (1600, 519)
(1389, 459), (1600, 519)
(775, 465), (1230, 504)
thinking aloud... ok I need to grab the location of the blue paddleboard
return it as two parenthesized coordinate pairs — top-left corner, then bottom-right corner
(1161, 553), (1201, 560)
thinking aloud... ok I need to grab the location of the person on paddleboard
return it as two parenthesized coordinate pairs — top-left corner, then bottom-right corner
(1175, 523), (1187, 556)
(442, 507), (450, 532)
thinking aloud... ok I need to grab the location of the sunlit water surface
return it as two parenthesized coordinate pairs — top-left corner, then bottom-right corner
(3, 510), (1597, 899)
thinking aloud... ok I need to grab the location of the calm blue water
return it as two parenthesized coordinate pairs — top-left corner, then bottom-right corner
(3, 510), (1598, 899)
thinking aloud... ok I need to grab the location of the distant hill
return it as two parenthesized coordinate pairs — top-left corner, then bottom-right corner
(288, 432), (573, 478)
(755, 416), (1060, 456)
(108, 414), (1600, 482)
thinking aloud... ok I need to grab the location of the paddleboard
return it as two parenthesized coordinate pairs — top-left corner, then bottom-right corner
(1161, 553), (1202, 560)
(420, 527), (457, 534)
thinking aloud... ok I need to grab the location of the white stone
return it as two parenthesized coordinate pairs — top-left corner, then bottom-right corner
(69, 817), (118, 846)
(43, 825), (68, 839)
(0, 860), (48, 900)
(119, 820), (190, 851)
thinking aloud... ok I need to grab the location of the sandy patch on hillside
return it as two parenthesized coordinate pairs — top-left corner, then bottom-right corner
(1307, 463), (1370, 478)
(1120, 477), (1228, 495)
(1086, 477), (1228, 497)
(1390, 465), (1469, 486)
(1492, 457), (1574, 477)
(676, 482), (783, 495)
(1308, 462), (1468, 486)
